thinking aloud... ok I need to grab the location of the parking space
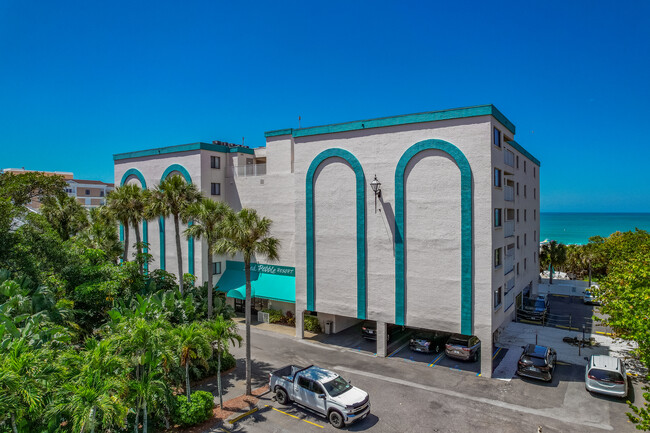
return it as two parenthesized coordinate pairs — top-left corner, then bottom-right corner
(518, 294), (611, 334)
(309, 321), (413, 356)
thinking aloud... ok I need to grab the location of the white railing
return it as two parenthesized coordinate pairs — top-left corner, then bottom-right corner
(504, 278), (515, 311)
(505, 185), (514, 201)
(234, 164), (267, 177)
(504, 149), (515, 167)
(505, 220), (515, 237)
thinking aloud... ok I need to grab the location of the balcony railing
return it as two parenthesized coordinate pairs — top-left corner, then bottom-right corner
(504, 277), (515, 311)
(234, 164), (266, 177)
(504, 251), (515, 275)
(505, 220), (515, 237)
(504, 149), (515, 167)
(505, 185), (514, 201)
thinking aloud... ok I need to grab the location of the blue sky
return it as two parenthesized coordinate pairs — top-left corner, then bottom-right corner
(1, 0), (649, 212)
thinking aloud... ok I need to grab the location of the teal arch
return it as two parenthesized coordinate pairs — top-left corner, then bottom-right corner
(394, 139), (473, 334)
(159, 164), (195, 275)
(119, 168), (149, 273)
(306, 149), (367, 319)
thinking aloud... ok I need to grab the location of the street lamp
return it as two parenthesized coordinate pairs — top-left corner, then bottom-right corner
(370, 175), (382, 213)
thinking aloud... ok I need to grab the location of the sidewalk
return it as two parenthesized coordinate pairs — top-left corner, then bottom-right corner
(231, 316), (318, 338)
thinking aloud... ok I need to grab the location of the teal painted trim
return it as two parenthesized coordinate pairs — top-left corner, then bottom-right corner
(161, 164), (192, 183)
(188, 221), (194, 275)
(394, 139), (473, 334)
(113, 142), (254, 160)
(305, 149), (367, 319)
(120, 168), (148, 271)
(264, 128), (293, 138)
(506, 140), (541, 167)
(267, 105), (515, 139)
(158, 216), (165, 271)
(120, 168), (148, 188)
(159, 164), (194, 275)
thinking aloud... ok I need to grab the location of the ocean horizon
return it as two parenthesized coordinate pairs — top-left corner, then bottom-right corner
(540, 212), (650, 245)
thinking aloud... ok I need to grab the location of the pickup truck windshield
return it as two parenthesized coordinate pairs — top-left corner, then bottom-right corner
(323, 376), (352, 397)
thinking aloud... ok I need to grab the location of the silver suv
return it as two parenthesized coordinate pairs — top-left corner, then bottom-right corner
(585, 355), (628, 398)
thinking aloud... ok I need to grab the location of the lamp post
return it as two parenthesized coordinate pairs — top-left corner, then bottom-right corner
(370, 175), (382, 213)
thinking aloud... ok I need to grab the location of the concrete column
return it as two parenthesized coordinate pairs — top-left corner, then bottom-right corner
(376, 321), (388, 357)
(295, 310), (305, 339)
(478, 330), (493, 378)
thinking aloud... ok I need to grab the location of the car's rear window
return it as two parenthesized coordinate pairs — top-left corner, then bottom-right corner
(589, 368), (624, 383)
(448, 336), (469, 346)
(521, 355), (547, 367)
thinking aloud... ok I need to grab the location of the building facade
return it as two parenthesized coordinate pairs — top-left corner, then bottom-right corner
(1, 168), (114, 209)
(113, 105), (540, 378)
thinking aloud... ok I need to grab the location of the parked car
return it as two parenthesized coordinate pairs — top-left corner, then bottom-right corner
(516, 344), (557, 382)
(409, 330), (450, 353)
(445, 334), (481, 361)
(518, 295), (550, 322)
(583, 285), (601, 305)
(269, 365), (370, 428)
(585, 355), (628, 398)
(361, 321), (403, 341)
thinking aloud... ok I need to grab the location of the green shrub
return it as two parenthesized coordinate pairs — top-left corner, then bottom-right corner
(303, 315), (321, 332)
(173, 391), (214, 426)
(208, 351), (237, 374)
(262, 308), (283, 323)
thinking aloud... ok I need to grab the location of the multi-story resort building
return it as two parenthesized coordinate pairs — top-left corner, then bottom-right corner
(1, 168), (114, 209)
(113, 105), (540, 378)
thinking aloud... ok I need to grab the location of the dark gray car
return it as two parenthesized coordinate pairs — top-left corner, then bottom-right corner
(445, 334), (481, 362)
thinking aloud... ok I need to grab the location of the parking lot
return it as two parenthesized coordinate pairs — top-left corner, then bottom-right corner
(518, 294), (612, 334)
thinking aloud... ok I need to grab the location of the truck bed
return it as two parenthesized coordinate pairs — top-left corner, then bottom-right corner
(271, 365), (307, 382)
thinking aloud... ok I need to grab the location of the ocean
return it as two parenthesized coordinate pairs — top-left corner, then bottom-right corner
(540, 213), (650, 245)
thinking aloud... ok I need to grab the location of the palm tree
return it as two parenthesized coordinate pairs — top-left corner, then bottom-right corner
(184, 199), (232, 318)
(205, 316), (242, 408)
(79, 207), (123, 263)
(540, 240), (567, 284)
(41, 193), (89, 241)
(55, 339), (128, 433)
(107, 184), (148, 264)
(214, 208), (279, 395)
(173, 322), (212, 401)
(149, 175), (201, 294)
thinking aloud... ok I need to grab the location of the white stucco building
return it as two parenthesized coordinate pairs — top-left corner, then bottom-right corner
(114, 105), (540, 378)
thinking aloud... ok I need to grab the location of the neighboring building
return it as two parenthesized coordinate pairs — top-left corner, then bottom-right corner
(1, 168), (114, 209)
(113, 105), (541, 378)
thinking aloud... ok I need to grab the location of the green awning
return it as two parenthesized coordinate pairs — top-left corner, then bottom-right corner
(217, 268), (295, 304)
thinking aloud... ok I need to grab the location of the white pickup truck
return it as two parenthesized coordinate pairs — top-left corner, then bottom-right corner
(269, 365), (370, 428)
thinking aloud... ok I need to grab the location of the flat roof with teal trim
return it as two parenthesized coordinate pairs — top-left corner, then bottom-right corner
(265, 104), (516, 138)
(113, 141), (255, 161)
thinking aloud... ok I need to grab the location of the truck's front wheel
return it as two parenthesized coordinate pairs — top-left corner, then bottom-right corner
(329, 410), (344, 429)
(275, 388), (290, 405)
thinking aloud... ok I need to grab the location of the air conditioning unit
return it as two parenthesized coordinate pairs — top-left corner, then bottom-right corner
(258, 311), (270, 323)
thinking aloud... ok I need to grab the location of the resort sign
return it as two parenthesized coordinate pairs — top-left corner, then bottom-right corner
(226, 260), (295, 277)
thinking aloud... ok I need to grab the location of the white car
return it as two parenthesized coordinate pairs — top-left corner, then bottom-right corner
(583, 284), (601, 305)
(585, 355), (628, 398)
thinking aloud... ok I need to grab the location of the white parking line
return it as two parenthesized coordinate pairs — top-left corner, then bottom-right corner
(333, 366), (613, 431)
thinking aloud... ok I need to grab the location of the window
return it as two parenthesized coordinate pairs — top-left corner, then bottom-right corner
(534, 188), (536, 199)
(524, 185), (527, 198)
(524, 233), (527, 246)
(524, 209), (527, 222)
(494, 247), (503, 268)
(517, 236), (520, 249)
(85, 189), (90, 195)
(534, 252), (538, 263)
(516, 182), (519, 196)
(517, 209), (520, 222)
(494, 286), (502, 309)
(493, 127), (501, 147)
(213, 261), (222, 275)
(494, 168), (502, 187)
(211, 156), (221, 169)
(524, 160), (527, 173)
(494, 208), (502, 228)
(534, 209), (537, 220)
(211, 183), (221, 196)
(298, 377), (311, 390)
(534, 230), (537, 242)
(534, 166), (536, 178)
(517, 262), (520, 275)
(100, 190), (104, 197)
(516, 155), (519, 169)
